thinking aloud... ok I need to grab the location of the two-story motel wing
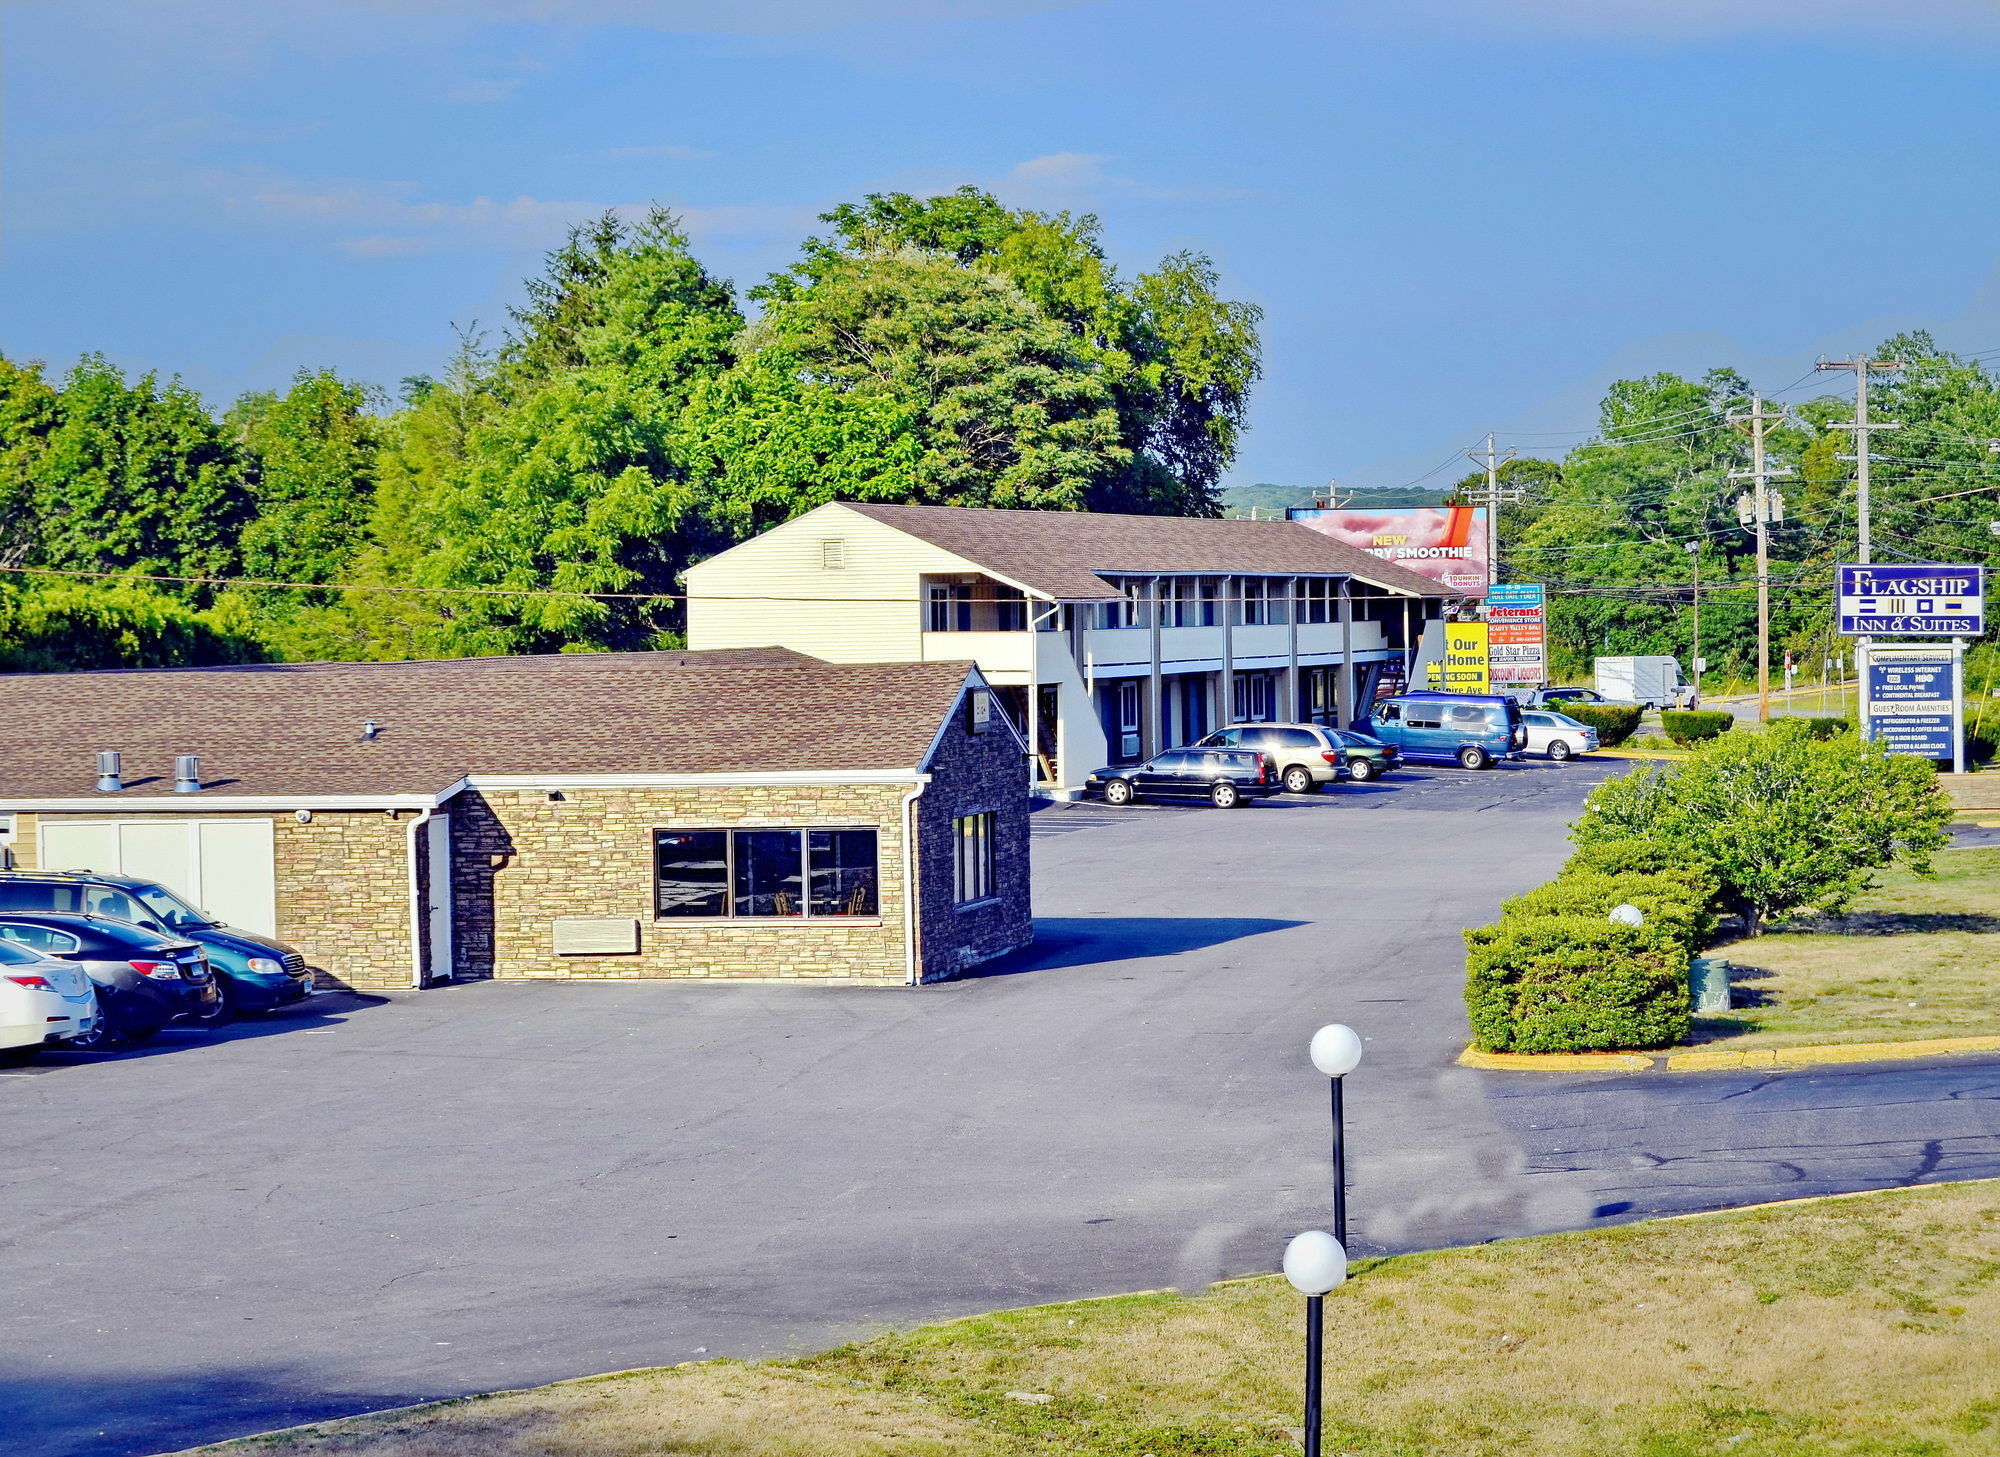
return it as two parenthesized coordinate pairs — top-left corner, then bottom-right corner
(684, 502), (1462, 794)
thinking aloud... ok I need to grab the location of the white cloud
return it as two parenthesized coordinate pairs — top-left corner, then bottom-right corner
(991, 152), (1262, 209)
(327, 0), (1104, 34)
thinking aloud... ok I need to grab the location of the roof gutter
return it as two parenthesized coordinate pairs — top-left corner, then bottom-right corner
(900, 776), (929, 986)
(406, 804), (437, 990)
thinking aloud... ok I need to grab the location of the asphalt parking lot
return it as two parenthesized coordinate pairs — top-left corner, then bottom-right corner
(5, 757), (1997, 1457)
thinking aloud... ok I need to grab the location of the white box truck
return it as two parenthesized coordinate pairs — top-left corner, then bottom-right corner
(1594, 655), (1689, 709)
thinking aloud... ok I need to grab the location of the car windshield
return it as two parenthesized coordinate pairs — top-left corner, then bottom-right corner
(131, 884), (214, 929)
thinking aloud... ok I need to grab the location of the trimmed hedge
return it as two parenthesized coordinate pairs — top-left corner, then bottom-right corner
(1563, 836), (1721, 915)
(1499, 869), (1717, 956)
(1563, 702), (1643, 747)
(1796, 716), (1854, 742)
(1661, 710), (1733, 745)
(1465, 914), (1692, 1052)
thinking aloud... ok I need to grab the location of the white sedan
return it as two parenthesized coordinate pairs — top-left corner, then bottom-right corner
(0, 939), (97, 1064)
(1522, 710), (1600, 761)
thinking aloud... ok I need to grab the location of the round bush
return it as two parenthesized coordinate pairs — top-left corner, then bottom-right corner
(1499, 869), (1717, 955)
(1464, 914), (1691, 1053)
(1661, 710), (1734, 745)
(1563, 702), (1643, 747)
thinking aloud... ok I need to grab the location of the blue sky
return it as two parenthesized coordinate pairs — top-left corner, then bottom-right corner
(5, 0), (2000, 489)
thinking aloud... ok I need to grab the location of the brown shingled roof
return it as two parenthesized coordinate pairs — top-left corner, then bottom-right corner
(0, 649), (975, 801)
(837, 502), (1458, 601)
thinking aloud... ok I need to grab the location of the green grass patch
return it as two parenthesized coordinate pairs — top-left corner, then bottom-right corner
(187, 1182), (2000, 1457)
(1694, 846), (2000, 1051)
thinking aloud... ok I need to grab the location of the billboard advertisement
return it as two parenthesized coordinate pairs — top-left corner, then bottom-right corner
(1287, 506), (1490, 595)
(1485, 582), (1547, 687)
(1865, 644), (1961, 763)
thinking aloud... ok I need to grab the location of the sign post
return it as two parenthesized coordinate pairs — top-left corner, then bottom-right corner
(1485, 583), (1547, 689)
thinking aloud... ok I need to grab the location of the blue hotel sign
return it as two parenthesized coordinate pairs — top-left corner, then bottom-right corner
(1836, 564), (1984, 636)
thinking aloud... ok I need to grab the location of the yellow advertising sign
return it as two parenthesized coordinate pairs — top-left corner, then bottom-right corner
(1442, 622), (1490, 694)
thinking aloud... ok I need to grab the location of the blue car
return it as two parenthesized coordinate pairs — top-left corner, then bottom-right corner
(0, 871), (315, 1014)
(1359, 692), (1528, 770)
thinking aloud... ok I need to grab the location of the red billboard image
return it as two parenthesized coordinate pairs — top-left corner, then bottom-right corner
(1287, 506), (1490, 595)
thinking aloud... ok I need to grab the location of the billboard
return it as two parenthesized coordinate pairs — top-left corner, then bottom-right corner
(1286, 506), (1490, 595)
(1485, 582), (1546, 687)
(1836, 565), (1984, 636)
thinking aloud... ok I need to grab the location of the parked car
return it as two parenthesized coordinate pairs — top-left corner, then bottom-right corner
(1359, 692), (1528, 769)
(0, 871), (314, 1013)
(1326, 728), (1402, 782)
(0, 940), (98, 1064)
(1193, 723), (1347, 793)
(1086, 747), (1278, 808)
(1522, 709), (1600, 761)
(0, 912), (219, 1049)
(1513, 686), (1621, 710)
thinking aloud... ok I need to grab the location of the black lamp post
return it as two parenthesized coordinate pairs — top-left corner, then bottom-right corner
(1283, 1229), (1349, 1457)
(1309, 1023), (1363, 1246)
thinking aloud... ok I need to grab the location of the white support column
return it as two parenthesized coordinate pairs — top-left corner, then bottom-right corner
(1220, 574), (1237, 725)
(1337, 580), (1355, 727)
(1285, 575), (1300, 722)
(1146, 575), (1164, 758)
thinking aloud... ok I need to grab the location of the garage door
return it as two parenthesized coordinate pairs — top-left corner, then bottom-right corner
(37, 820), (277, 937)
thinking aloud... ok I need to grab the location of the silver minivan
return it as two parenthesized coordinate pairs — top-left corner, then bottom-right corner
(1194, 722), (1348, 794)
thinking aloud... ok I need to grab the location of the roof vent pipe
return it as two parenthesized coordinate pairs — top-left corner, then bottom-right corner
(172, 755), (201, 794)
(95, 751), (123, 793)
(362, 720), (381, 741)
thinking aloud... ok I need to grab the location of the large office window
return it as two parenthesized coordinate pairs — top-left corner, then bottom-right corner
(954, 812), (997, 905)
(1240, 578), (1269, 625)
(1295, 579), (1336, 624)
(655, 828), (879, 919)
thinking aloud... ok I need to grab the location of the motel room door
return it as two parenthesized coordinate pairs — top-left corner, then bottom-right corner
(37, 819), (278, 937)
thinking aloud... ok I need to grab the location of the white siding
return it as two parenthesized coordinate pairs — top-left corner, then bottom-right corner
(685, 503), (1003, 664)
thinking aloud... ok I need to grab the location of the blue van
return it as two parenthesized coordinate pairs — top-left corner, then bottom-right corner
(1359, 692), (1527, 769)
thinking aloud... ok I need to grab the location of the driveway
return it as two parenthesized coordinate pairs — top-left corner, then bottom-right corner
(5, 760), (1996, 1457)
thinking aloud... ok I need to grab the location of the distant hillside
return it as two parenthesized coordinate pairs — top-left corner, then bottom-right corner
(1219, 484), (1449, 518)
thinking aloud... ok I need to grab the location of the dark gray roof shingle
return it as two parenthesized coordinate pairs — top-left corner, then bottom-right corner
(838, 502), (1459, 601)
(0, 649), (973, 800)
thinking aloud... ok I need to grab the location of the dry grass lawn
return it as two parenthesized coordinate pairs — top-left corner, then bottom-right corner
(1696, 846), (2000, 1052)
(189, 1180), (2000, 1457)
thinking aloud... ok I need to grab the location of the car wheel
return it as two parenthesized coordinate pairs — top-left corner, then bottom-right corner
(1210, 781), (1242, 809)
(1103, 778), (1134, 806)
(1548, 739), (1573, 762)
(68, 1017), (129, 1053)
(1348, 758), (1378, 782)
(1282, 765), (1316, 794)
(1458, 745), (1491, 770)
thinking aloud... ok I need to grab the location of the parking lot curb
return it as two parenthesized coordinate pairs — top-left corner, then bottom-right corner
(1456, 1047), (1654, 1072)
(1461, 1033), (2000, 1075)
(1589, 748), (1683, 761)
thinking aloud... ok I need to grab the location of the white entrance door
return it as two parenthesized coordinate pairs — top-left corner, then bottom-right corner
(38, 820), (278, 937)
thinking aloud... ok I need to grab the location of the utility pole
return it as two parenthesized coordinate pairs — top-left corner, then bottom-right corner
(1463, 433), (1519, 587)
(1729, 393), (1791, 723)
(1818, 356), (1903, 739)
(1685, 540), (1701, 701)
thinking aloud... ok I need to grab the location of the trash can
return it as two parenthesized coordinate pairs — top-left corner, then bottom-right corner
(1688, 957), (1732, 1015)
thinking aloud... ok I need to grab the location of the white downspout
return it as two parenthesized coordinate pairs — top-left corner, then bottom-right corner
(901, 776), (930, 986)
(405, 805), (437, 990)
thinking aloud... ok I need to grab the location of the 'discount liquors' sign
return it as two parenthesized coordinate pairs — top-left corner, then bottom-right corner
(1836, 564), (1985, 636)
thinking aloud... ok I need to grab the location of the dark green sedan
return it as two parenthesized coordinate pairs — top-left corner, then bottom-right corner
(1328, 728), (1402, 781)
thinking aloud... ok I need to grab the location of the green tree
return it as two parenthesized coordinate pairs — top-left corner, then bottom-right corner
(0, 579), (264, 672)
(1571, 723), (1952, 935)
(785, 186), (1261, 515)
(685, 249), (1127, 535)
(230, 369), (384, 587)
(0, 355), (59, 568)
(412, 211), (742, 654)
(29, 355), (250, 594)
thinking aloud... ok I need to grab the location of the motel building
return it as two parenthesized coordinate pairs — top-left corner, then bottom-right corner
(684, 502), (1463, 796)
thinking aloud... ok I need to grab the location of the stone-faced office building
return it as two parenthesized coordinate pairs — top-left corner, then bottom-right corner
(0, 648), (1031, 991)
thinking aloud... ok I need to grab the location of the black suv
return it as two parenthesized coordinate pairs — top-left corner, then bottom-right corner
(1085, 747), (1278, 809)
(0, 912), (220, 1048)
